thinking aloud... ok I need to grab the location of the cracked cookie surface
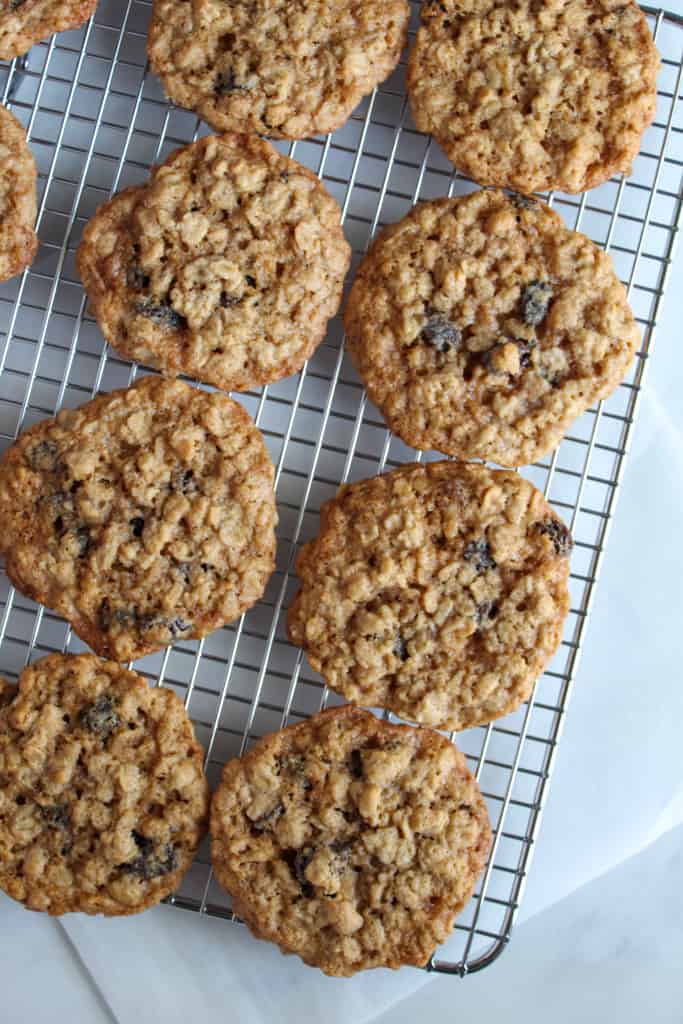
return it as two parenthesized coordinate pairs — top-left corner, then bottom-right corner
(407, 0), (659, 194)
(77, 133), (350, 392)
(147, 0), (410, 139)
(0, 653), (209, 915)
(288, 461), (571, 731)
(344, 190), (640, 467)
(0, 105), (38, 283)
(0, 376), (277, 661)
(211, 705), (491, 975)
(0, 0), (97, 59)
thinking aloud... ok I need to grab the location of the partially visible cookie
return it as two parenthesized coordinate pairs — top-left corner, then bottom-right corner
(0, 0), (97, 60)
(344, 189), (640, 467)
(0, 653), (209, 915)
(407, 0), (660, 194)
(288, 461), (572, 731)
(0, 105), (38, 282)
(0, 376), (277, 661)
(211, 705), (491, 975)
(77, 133), (351, 392)
(147, 0), (410, 139)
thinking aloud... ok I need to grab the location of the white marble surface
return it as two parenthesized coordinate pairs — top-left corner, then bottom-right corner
(2, 7), (683, 1020)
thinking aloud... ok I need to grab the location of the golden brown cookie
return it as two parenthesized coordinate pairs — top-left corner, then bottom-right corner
(147, 0), (410, 139)
(407, 0), (660, 194)
(0, 0), (97, 60)
(77, 133), (350, 392)
(0, 105), (38, 283)
(344, 189), (640, 467)
(211, 705), (491, 975)
(0, 653), (209, 915)
(288, 461), (572, 731)
(0, 376), (277, 661)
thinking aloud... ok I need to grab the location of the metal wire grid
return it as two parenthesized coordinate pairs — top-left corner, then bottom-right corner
(0, 0), (681, 976)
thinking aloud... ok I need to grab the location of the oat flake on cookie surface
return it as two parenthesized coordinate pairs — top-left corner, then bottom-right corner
(147, 0), (410, 139)
(344, 189), (640, 467)
(0, 653), (209, 915)
(288, 461), (572, 731)
(407, 0), (660, 194)
(77, 133), (350, 393)
(0, 376), (277, 661)
(211, 705), (492, 975)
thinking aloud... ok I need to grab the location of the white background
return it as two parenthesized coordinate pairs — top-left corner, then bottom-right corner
(2, 4), (683, 1021)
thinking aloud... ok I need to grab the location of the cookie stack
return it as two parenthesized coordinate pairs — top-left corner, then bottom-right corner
(0, 0), (659, 978)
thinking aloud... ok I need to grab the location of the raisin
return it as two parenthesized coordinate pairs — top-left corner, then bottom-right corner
(281, 847), (314, 897)
(252, 802), (284, 831)
(42, 804), (70, 830)
(534, 517), (573, 557)
(139, 615), (192, 637)
(170, 617), (192, 636)
(329, 838), (353, 856)
(100, 600), (136, 631)
(421, 313), (461, 354)
(130, 516), (145, 538)
(293, 848), (314, 897)
(475, 601), (498, 627)
(509, 193), (538, 211)
(220, 292), (241, 308)
(127, 264), (150, 290)
(520, 281), (553, 327)
(28, 440), (60, 472)
(349, 749), (363, 779)
(79, 695), (121, 737)
(175, 562), (193, 584)
(463, 539), (496, 573)
(245, 275), (257, 288)
(540, 365), (564, 388)
(75, 525), (91, 557)
(280, 171), (289, 182)
(171, 468), (198, 495)
(393, 635), (409, 662)
(9, 0), (26, 9)
(214, 69), (248, 94)
(516, 338), (536, 369)
(120, 831), (178, 880)
(135, 302), (187, 331)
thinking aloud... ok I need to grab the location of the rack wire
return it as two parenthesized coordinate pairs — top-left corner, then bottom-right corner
(0, 0), (681, 977)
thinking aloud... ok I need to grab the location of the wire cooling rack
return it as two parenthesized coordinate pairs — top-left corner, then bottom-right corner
(1, 0), (682, 978)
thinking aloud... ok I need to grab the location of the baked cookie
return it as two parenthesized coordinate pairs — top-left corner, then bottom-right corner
(0, 105), (38, 282)
(77, 133), (350, 392)
(147, 0), (410, 139)
(407, 0), (659, 194)
(211, 705), (491, 975)
(0, 0), (97, 60)
(288, 461), (572, 731)
(344, 189), (640, 467)
(0, 376), (277, 661)
(0, 653), (209, 915)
